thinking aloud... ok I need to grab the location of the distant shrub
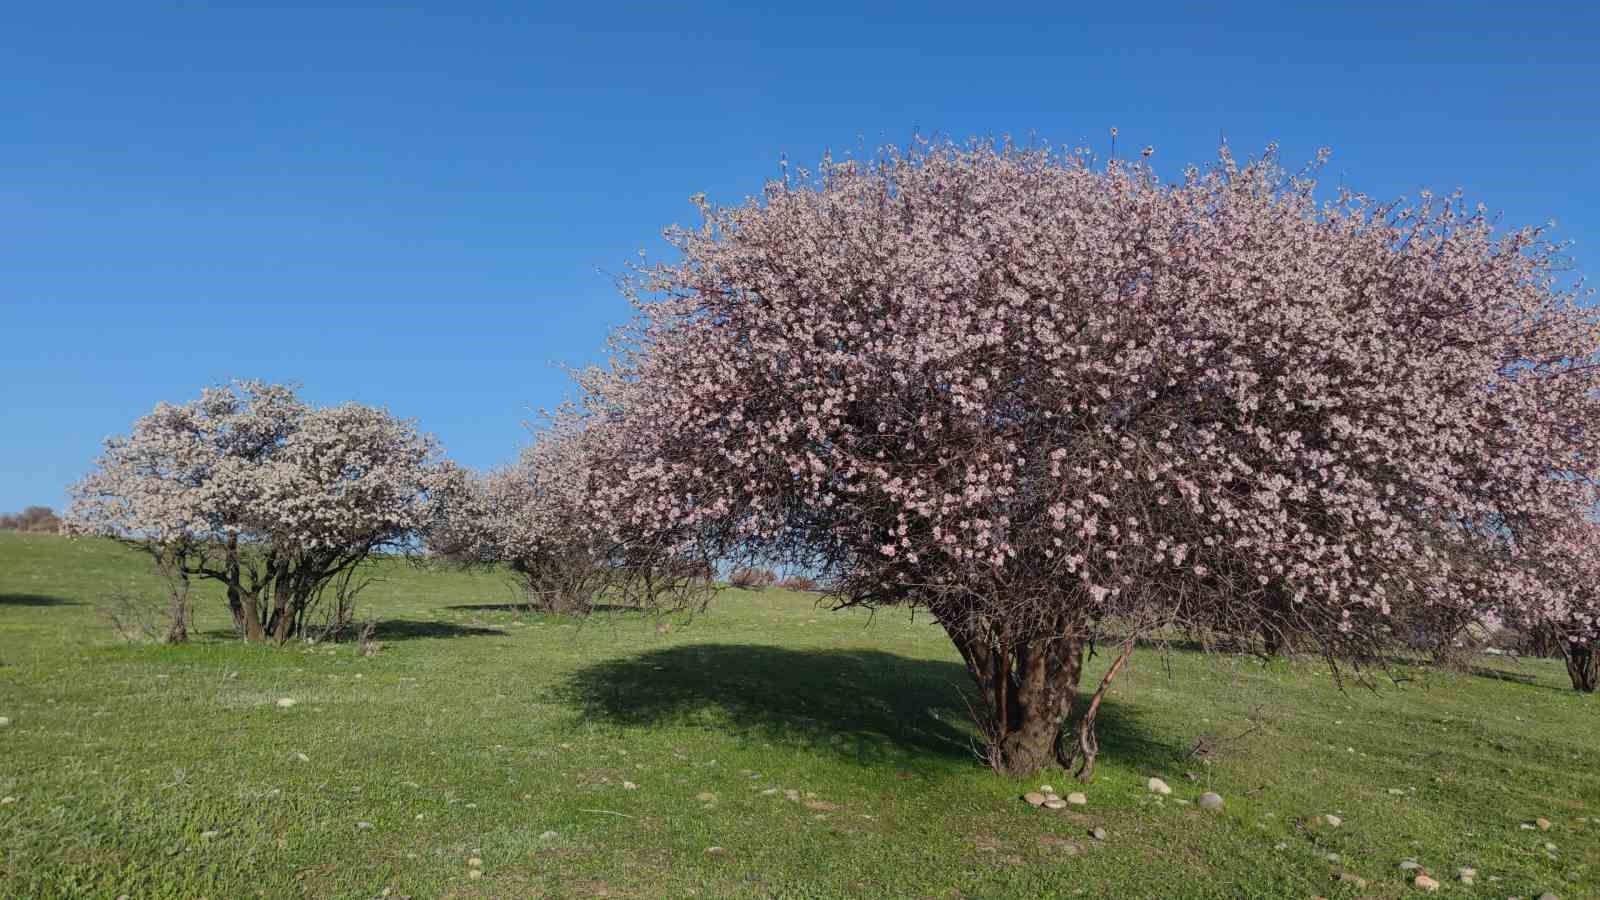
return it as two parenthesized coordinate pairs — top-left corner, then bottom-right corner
(729, 567), (777, 590)
(0, 506), (61, 533)
(780, 575), (818, 592)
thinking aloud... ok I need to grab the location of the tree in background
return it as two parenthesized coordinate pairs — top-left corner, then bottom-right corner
(0, 506), (62, 533)
(572, 140), (1600, 776)
(431, 420), (610, 614)
(67, 381), (461, 643)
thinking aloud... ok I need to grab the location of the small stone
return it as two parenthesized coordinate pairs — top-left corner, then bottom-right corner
(200, 830), (220, 839)
(1325, 852), (1340, 863)
(0, 797), (15, 805)
(539, 830), (558, 841)
(1065, 792), (1087, 806)
(468, 857), (482, 867)
(1456, 867), (1476, 883)
(291, 752), (309, 762)
(1274, 842), (1288, 850)
(1387, 788), (1405, 795)
(356, 821), (373, 830)
(467, 869), (482, 880)
(623, 781), (638, 790)
(1310, 813), (1342, 828)
(1520, 823), (1536, 830)
(1398, 860), (1421, 872)
(784, 789), (800, 802)
(1023, 791), (1047, 807)
(1413, 874), (1440, 891)
(1544, 842), (1557, 852)
(1146, 777), (1172, 795)
(1538, 893), (1560, 900)
(1043, 799), (1067, 810)
(704, 846), (726, 856)
(1038, 784), (1055, 793)
(1091, 827), (1107, 841)
(1337, 872), (1367, 889)
(0, 716), (11, 727)
(695, 791), (717, 803)
(1198, 792), (1223, 810)
(760, 788), (779, 795)
(1535, 817), (1552, 830)
(275, 698), (297, 709)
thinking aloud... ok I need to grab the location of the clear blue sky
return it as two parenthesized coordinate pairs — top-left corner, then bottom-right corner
(4, 1), (1598, 512)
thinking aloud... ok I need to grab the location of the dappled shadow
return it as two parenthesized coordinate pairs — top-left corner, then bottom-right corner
(372, 618), (509, 641)
(560, 643), (1178, 774)
(0, 592), (80, 607)
(440, 602), (646, 614)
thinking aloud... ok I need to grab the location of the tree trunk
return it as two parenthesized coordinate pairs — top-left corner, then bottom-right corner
(163, 569), (190, 644)
(1566, 642), (1598, 693)
(942, 617), (1085, 777)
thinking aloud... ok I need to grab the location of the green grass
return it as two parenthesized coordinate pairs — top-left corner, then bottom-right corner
(1, 531), (1596, 899)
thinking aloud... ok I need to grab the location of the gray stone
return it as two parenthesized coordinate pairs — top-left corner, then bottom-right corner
(1198, 792), (1223, 810)
(1066, 792), (1088, 806)
(1146, 777), (1172, 795)
(1023, 791), (1047, 807)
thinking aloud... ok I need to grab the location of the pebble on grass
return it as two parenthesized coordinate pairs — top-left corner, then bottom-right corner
(1198, 792), (1223, 811)
(275, 698), (297, 709)
(1147, 777), (1172, 795)
(1066, 792), (1088, 806)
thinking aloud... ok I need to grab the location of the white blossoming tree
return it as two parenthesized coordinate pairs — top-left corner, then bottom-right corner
(68, 381), (462, 643)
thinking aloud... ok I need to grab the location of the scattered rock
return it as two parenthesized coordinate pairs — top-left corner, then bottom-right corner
(1274, 842), (1288, 851)
(275, 698), (297, 709)
(468, 857), (483, 867)
(1039, 784), (1055, 793)
(1146, 777), (1172, 795)
(357, 821), (373, 830)
(1198, 792), (1224, 811)
(1537, 893), (1560, 900)
(1413, 874), (1440, 891)
(760, 788), (779, 796)
(467, 869), (483, 880)
(1325, 852), (1340, 863)
(1387, 788), (1405, 795)
(1398, 860), (1421, 872)
(0, 716), (11, 727)
(1066, 792), (1088, 806)
(623, 781), (638, 790)
(1043, 799), (1067, 810)
(695, 792), (717, 803)
(1535, 817), (1553, 830)
(1336, 872), (1367, 889)
(200, 830), (220, 839)
(1090, 827), (1107, 841)
(784, 789), (800, 802)
(1310, 813), (1342, 828)
(539, 831), (558, 841)
(0, 797), (15, 805)
(291, 752), (309, 763)
(1023, 792), (1047, 807)
(1456, 867), (1476, 884)
(704, 846), (727, 857)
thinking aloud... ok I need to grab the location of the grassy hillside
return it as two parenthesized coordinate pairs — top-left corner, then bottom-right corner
(0, 531), (1595, 898)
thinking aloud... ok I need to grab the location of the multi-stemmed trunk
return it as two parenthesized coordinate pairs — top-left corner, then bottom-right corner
(937, 608), (1099, 777)
(1567, 642), (1598, 693)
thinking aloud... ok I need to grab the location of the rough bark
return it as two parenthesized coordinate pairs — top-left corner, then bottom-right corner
(942, 615), (1085, 777)
(1566, 642), (1598, 693)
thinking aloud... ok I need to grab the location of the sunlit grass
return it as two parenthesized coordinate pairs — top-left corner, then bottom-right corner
(1, 531), (1595, 898)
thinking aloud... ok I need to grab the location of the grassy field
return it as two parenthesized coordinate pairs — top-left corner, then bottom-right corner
(0, 531), (1595, 899)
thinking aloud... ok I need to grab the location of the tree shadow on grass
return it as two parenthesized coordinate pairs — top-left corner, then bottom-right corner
(441, 603), (646, 615)
(560, 643), (1176, 775)
(373, 619), (509, 641)
(0, 592), (80, 607)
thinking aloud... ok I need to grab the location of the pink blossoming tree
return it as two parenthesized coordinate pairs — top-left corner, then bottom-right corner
(68, 381), (462, 643)
(574, 140), (1600, 775)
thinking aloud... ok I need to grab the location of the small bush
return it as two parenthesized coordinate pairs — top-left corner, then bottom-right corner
(780, 575), (818, 592)
(729, 567), (777, 590)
